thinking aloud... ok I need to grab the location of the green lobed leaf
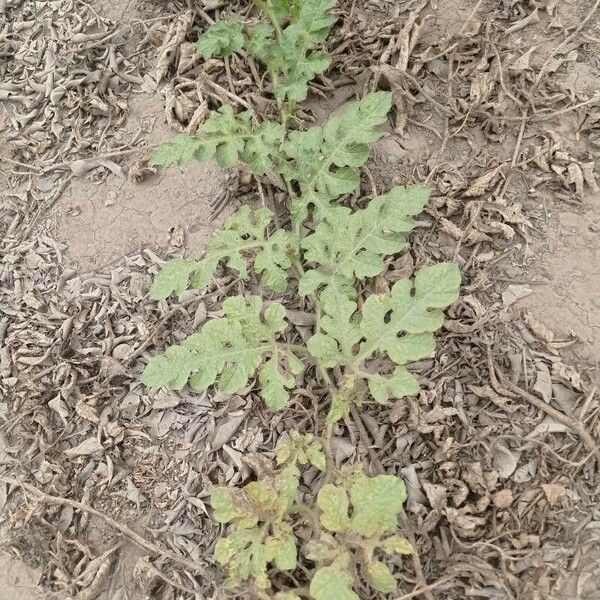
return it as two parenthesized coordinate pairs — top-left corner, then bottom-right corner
(326, 386), (352, 424)
(211, 487), (239, 523)
(366, 560), (396, 593)
(196, 21), (245, 59)
(270, 0), (303, 19)
(367, 367), (420, 405)
(350, 473), (407, 537)
(241, 121), (286, 175)
(141, 345), (196, 390)
(152, 134), (203, 167)
(305, 442), (327, 471)
(300, 185), (428, 302)
(149, 206), (299, 299)
(306, 289), (360, 369)
(310, 562), (358, 600)
(259, 355), (295, 410)
(281, 92), (392, 206)
(149, 259), (200, 300)
(264, 522), (297, 570)
(160, 107), (284, 172)
(250, 0), (335, 103)
(143, 295), (303, 408)
(211, 468), (300, 590)
(317, 484), (350, 533)
(276, 432), (326, 471)
(360, 262), (461, 346)
(305, 262), (460, 418)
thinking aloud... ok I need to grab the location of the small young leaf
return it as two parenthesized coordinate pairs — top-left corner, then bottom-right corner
(366, 560), (396, 593)
(214, 537), (235, 564)
(350, 474), (407, 537)
(380, 535), (413, 555)
(305, 443), (326, 471)
(276, 439), (293, 465)
(317, 484), (350, 533)
(255, 0), (336, 103)
(276, 432), (326, 471)
(326, 386), (352, 423)
(367, 367), (420, 405)
(310, 563), (358, 600)
(197, 21), (245, 59)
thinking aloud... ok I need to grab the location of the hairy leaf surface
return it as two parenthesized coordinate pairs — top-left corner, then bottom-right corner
(149, 206), (298, 299)
(153, 107), (284, 173)
(300, 185), (430, 299)
(143, 296), (302, 408)
(197, 21), (245, 59)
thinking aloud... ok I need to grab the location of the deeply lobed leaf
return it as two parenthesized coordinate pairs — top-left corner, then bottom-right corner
(249, 0), (336, 103)
(149, 206), (298, 300)
(197, 21), (245, 59)
(211, 476), (299, 590)
(307, 262), (460, 420)
(299, 185), (430, 301)
(152, 107), (284, 173)
(143, 296), (303, 409)
(282, 92), (392, 217)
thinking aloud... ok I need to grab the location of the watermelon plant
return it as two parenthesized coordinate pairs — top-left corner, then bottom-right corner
(143, 0), (460, 596)
(210, 434), (413, 598)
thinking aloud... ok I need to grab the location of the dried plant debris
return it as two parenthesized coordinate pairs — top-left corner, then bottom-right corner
(0, 0), (599, 599)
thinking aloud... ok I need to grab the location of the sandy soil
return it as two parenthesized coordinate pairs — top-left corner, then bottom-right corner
(52, 93), (227, 271)
(0, 554), (42, 600)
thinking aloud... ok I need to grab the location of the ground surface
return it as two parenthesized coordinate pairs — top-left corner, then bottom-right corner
(1, 0), (600, 599)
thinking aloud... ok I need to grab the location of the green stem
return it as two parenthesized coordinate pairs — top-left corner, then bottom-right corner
(260, 0), (283, 38)
(322, 421), (334, 482)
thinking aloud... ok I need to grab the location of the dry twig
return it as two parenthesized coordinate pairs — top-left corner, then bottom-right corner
(0, 477), (210, 579)
(486, 349), (600, 462)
